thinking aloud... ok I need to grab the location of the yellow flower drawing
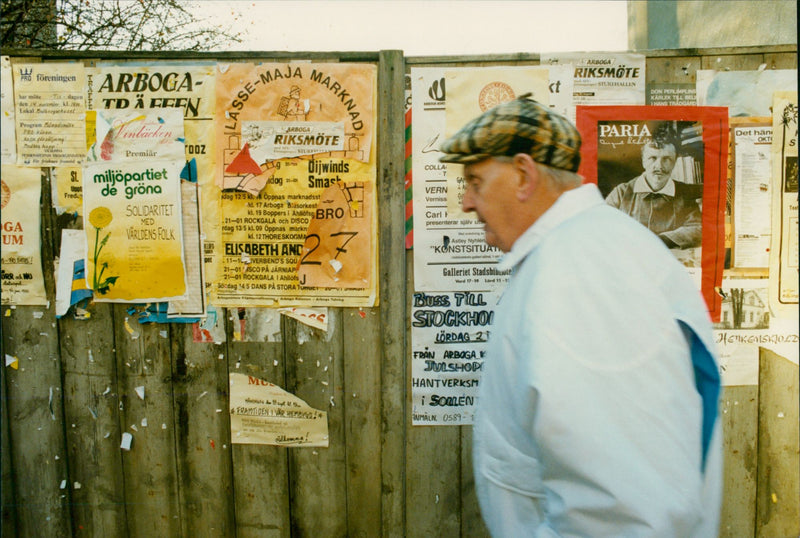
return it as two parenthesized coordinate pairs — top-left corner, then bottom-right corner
(88, 206), (118, 294)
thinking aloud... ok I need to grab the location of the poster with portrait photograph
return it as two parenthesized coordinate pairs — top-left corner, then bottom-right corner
(576, 105), (729, 321)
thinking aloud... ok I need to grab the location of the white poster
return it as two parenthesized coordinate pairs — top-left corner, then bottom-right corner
(541, 52), (646, 105)
(411, 290), (500, 425)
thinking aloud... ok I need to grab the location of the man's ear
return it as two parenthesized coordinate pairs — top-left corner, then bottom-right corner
(512, 153), (539, 201)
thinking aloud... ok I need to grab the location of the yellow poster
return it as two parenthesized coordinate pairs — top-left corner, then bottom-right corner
(1, 165), (47, 305)
(82, 110), (187, 301)
(444, 67), (550, 217)
(212, 62), (378, 306)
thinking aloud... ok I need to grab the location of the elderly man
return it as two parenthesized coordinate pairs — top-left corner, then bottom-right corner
(605, 126), (703, 249)
(439, 95), (721, 537)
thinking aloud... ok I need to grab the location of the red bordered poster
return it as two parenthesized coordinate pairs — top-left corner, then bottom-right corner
(576, 106), (729, 321)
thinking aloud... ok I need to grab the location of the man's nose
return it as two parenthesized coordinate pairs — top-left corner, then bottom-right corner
(461, 188), (475, 212)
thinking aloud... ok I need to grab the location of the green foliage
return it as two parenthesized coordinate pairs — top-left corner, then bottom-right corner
(1, 0), (242, 51)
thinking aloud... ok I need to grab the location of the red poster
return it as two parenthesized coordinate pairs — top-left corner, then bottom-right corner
(576, 106), (729, 321)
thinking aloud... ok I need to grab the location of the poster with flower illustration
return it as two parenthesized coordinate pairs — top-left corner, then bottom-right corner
(82, 159), (186, 301)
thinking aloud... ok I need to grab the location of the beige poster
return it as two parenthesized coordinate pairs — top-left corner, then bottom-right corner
(229, 373), (328, 447)
(1, 165), (47, 305)
(212, 62), (378, 307)
(769, 91), (798, 317)
(13, 62), (86, 166)
(444, 67), (550, 217)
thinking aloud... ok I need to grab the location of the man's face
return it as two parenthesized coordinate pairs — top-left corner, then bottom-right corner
(461, 158), (518, 252)
(641, 143), (676, 192)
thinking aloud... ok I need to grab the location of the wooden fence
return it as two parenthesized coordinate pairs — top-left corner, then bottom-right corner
(1, 45), (797, 537)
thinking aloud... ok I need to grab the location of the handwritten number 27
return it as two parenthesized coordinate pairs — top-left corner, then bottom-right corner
(299, 231), (359, 266)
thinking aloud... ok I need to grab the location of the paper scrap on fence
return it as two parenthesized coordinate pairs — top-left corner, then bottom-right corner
(769, 91), (798, 317)
(1, 165), (48, 305)
(1, 56), (16, 164)
(229, 373), (328, 447)
(278, 307), (328, 331)
(697, 69), (797, 117)
(55, 229), (93, 317)
(12, 62), (86, 166)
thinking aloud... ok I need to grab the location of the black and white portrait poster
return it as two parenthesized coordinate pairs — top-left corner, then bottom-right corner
(577, 105), (729, 322)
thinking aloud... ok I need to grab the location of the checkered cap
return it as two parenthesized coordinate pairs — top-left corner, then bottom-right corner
(439, 94), (581, 172)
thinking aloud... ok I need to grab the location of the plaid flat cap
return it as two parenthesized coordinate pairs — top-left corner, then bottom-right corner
(439, 93), (581, 172)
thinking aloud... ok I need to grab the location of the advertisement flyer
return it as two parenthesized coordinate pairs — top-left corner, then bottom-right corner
(12, 62), (86, 166)
(212, 62), (378, 307)
(411, 290), (500, 425)
(411, 66), (569, 292)
(577, 105), (729, 321)
(229, 373), (328, 447)
(541, 52), (646, 105)
(1, 165), (48, 305)
(732, 122), (773, 269)
(769, 91), (798, 316)
(83, 110), (187, 301)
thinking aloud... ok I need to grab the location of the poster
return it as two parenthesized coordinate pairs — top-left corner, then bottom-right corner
(769, 91), (798, 316)
(713, 278), (799, 386)
(576, 105), (729, 321)
(444, 66), (550, 218)
(411, 66), (566, 291)
(697, 69), (797, 117)
(411, 290), (500, 425)
(1, 165), (47, 305)
(212, 62), (378, 307)
(12, 62), (86, 166)
(1, 56), (16, 164)
(229, 373), (328, 447)
(731, 121), (773, 269)
(87, 61), (219, 298)
(541, 51), (646, 105)
(82, 110), (187, 301)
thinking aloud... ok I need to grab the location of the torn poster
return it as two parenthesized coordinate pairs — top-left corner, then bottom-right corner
(229, 373), (328, 447)
(576, 105), (729, 321)
(1, 56), (16, 164)
(769, 91), (798, 317)
(1, 165), (47, 305)
(12, 62), (86, 166)
(697, 69), (797, 117)
(55, 229), (93, 318)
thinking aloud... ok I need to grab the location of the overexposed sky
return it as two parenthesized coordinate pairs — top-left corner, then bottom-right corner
(200, 1), (629, 55)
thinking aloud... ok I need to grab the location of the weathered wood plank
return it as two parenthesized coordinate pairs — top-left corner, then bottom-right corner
(113, 307), (182, 537)
(378, 49), (409, 538)
(2, 167), (71, 537)
(342, 308), (382, 537)
(228, 312), (291, 538)
(284, 311), (347, 536)
(719, 386), (758, 537)
(460, 427), (490, 537)
(756, 348), (799, 537)
(171, 322), (236, 537)
(60, 301), (127, 536)
(1, 319), (18, 537)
